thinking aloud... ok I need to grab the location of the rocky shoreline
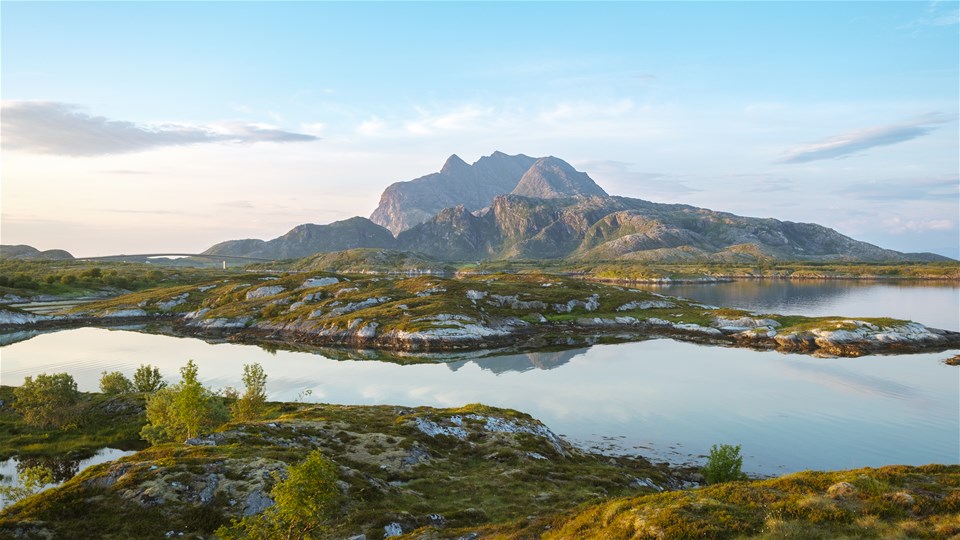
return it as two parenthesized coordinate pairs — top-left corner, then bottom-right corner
(3, 305), (958, 357)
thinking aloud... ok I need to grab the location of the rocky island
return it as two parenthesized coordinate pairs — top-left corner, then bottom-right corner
(2, 270), (957, 357)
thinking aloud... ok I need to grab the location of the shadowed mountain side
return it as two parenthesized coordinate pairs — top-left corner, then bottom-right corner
(396, 195), (949, 262)
(446, 348), (590, 374)
(201, 217), (394, 260)
(370, 151), (537, 234)
(201, 153), (950, 263)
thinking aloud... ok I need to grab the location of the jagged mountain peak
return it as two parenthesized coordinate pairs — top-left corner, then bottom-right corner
(440, 154), (470, 175)
(511, 156), (608, 199)
(370, 151), (537, 234)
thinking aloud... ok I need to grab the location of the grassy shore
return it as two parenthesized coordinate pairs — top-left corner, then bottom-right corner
(0, 388), (956, 539)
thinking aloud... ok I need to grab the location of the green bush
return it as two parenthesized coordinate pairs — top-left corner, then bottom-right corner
(132, 364), (166, 393)
(13, 373), (81, 428)
(99, 371), (134, 394)
(139, 360), (228, 445)
(231, 363), (268, 422)
(216, 450), (339, 538)
(702, 443), (747, 484)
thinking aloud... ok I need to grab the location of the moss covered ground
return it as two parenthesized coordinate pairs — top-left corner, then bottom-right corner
(440, 464), (960, 540)
(0, 400), (674, 539)
(51, 270), (948, 358)
(0, 391), (956, 539)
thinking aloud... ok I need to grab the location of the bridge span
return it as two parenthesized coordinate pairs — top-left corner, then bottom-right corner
(77, 253), (276, 262)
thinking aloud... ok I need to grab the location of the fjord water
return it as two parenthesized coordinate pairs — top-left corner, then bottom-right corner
(636, 280), (960, 331)
(2, 331), (957, 475)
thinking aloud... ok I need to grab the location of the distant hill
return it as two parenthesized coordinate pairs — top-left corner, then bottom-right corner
(0, 244), (74, 260)
(203, 153), (951, 263)
(258, 248), (453, 274)
(202, 217), (394, 259)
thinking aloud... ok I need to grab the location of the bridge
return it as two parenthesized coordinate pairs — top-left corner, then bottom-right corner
(77, 253), (276, 262)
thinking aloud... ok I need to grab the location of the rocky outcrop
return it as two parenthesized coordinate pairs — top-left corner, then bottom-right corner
(397, 194), (949, 262)
(200, 152), (949, 263)
(370, 151), (537, 234)
(510, 156), (608, 199)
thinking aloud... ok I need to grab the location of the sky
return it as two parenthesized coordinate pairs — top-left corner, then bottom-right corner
(2, 1), (958, 258)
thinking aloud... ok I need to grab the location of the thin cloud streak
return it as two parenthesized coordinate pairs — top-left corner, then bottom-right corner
(776, 114), (951, 164)
(1, 101), (319, 156)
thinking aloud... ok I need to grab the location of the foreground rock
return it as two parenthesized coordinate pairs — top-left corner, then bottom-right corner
(4, 273), (958, 357)
(1, 399), (956, 540)
(0, 403), (675, 539)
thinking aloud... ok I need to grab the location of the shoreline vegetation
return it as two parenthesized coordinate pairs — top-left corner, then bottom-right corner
(1, 382), (958, 539)
(2, 257), (958, 537)
(2, 264), (958, 357)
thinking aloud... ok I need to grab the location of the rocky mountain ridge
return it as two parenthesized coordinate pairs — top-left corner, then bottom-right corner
(203, 152), (950, 263)
(370, 151), (538, 234)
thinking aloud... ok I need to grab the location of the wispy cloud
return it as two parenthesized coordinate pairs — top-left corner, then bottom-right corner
(356, 116), (387, 137)
(538, 99), (636, 124)
(404, 105), (494, 135)
(881, 216), (955, 234)
(776, 114), (952, 164)
(99, 169), (152, 175)
(906, 1), (959, 28)
(1, 101), (319, 156)
(833, 175), (959, 201)
(576, 160), (701, 196)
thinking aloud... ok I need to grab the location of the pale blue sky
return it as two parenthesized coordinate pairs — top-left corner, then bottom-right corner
(2, 1), (958, 257)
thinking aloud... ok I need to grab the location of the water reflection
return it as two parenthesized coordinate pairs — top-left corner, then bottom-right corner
(447, 348), (588, 374)
(2, 327), (957, 474)
(635, 280), (960, 331)
(0, 448), (133, 508)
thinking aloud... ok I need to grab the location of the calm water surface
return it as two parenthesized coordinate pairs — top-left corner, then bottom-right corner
(2, 327), (957, 475)
(0, 448), (133, 508)
(636, 280), (959, 331)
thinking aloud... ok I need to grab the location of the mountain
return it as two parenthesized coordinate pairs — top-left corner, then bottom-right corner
(203, 152), (950, 263)
(202, 217), (394, 260)
(510, 156), (608, 199)
(397, 194), (949, 262)
(0, 244), (74, 260)
(370, 151), (537, 234)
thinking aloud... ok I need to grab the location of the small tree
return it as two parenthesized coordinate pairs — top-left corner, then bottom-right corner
(702, 443), (747, 484)
(216, 450), (339, 539)
(99, 371), (134, 394)
(0, 465), (54, 505)
(14, 373), (81, 428)
(231, 363), (268, 422)
(140, 360), (228, 445)
(132, 364), (166, 393)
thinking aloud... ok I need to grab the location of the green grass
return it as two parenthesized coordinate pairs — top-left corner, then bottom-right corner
(0, 386), (149, 461)
(3, 393), (956, 539)
(0, 400), (673, 539)
(459, 464), (960, 540)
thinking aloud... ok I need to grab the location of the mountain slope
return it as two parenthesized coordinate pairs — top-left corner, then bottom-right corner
(370, 151), (537, 234)
(398, 195), (949, 262)
(511, 156), (608, 199)
(202, 217), (395, 259)
(203, 152), (949, 263)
